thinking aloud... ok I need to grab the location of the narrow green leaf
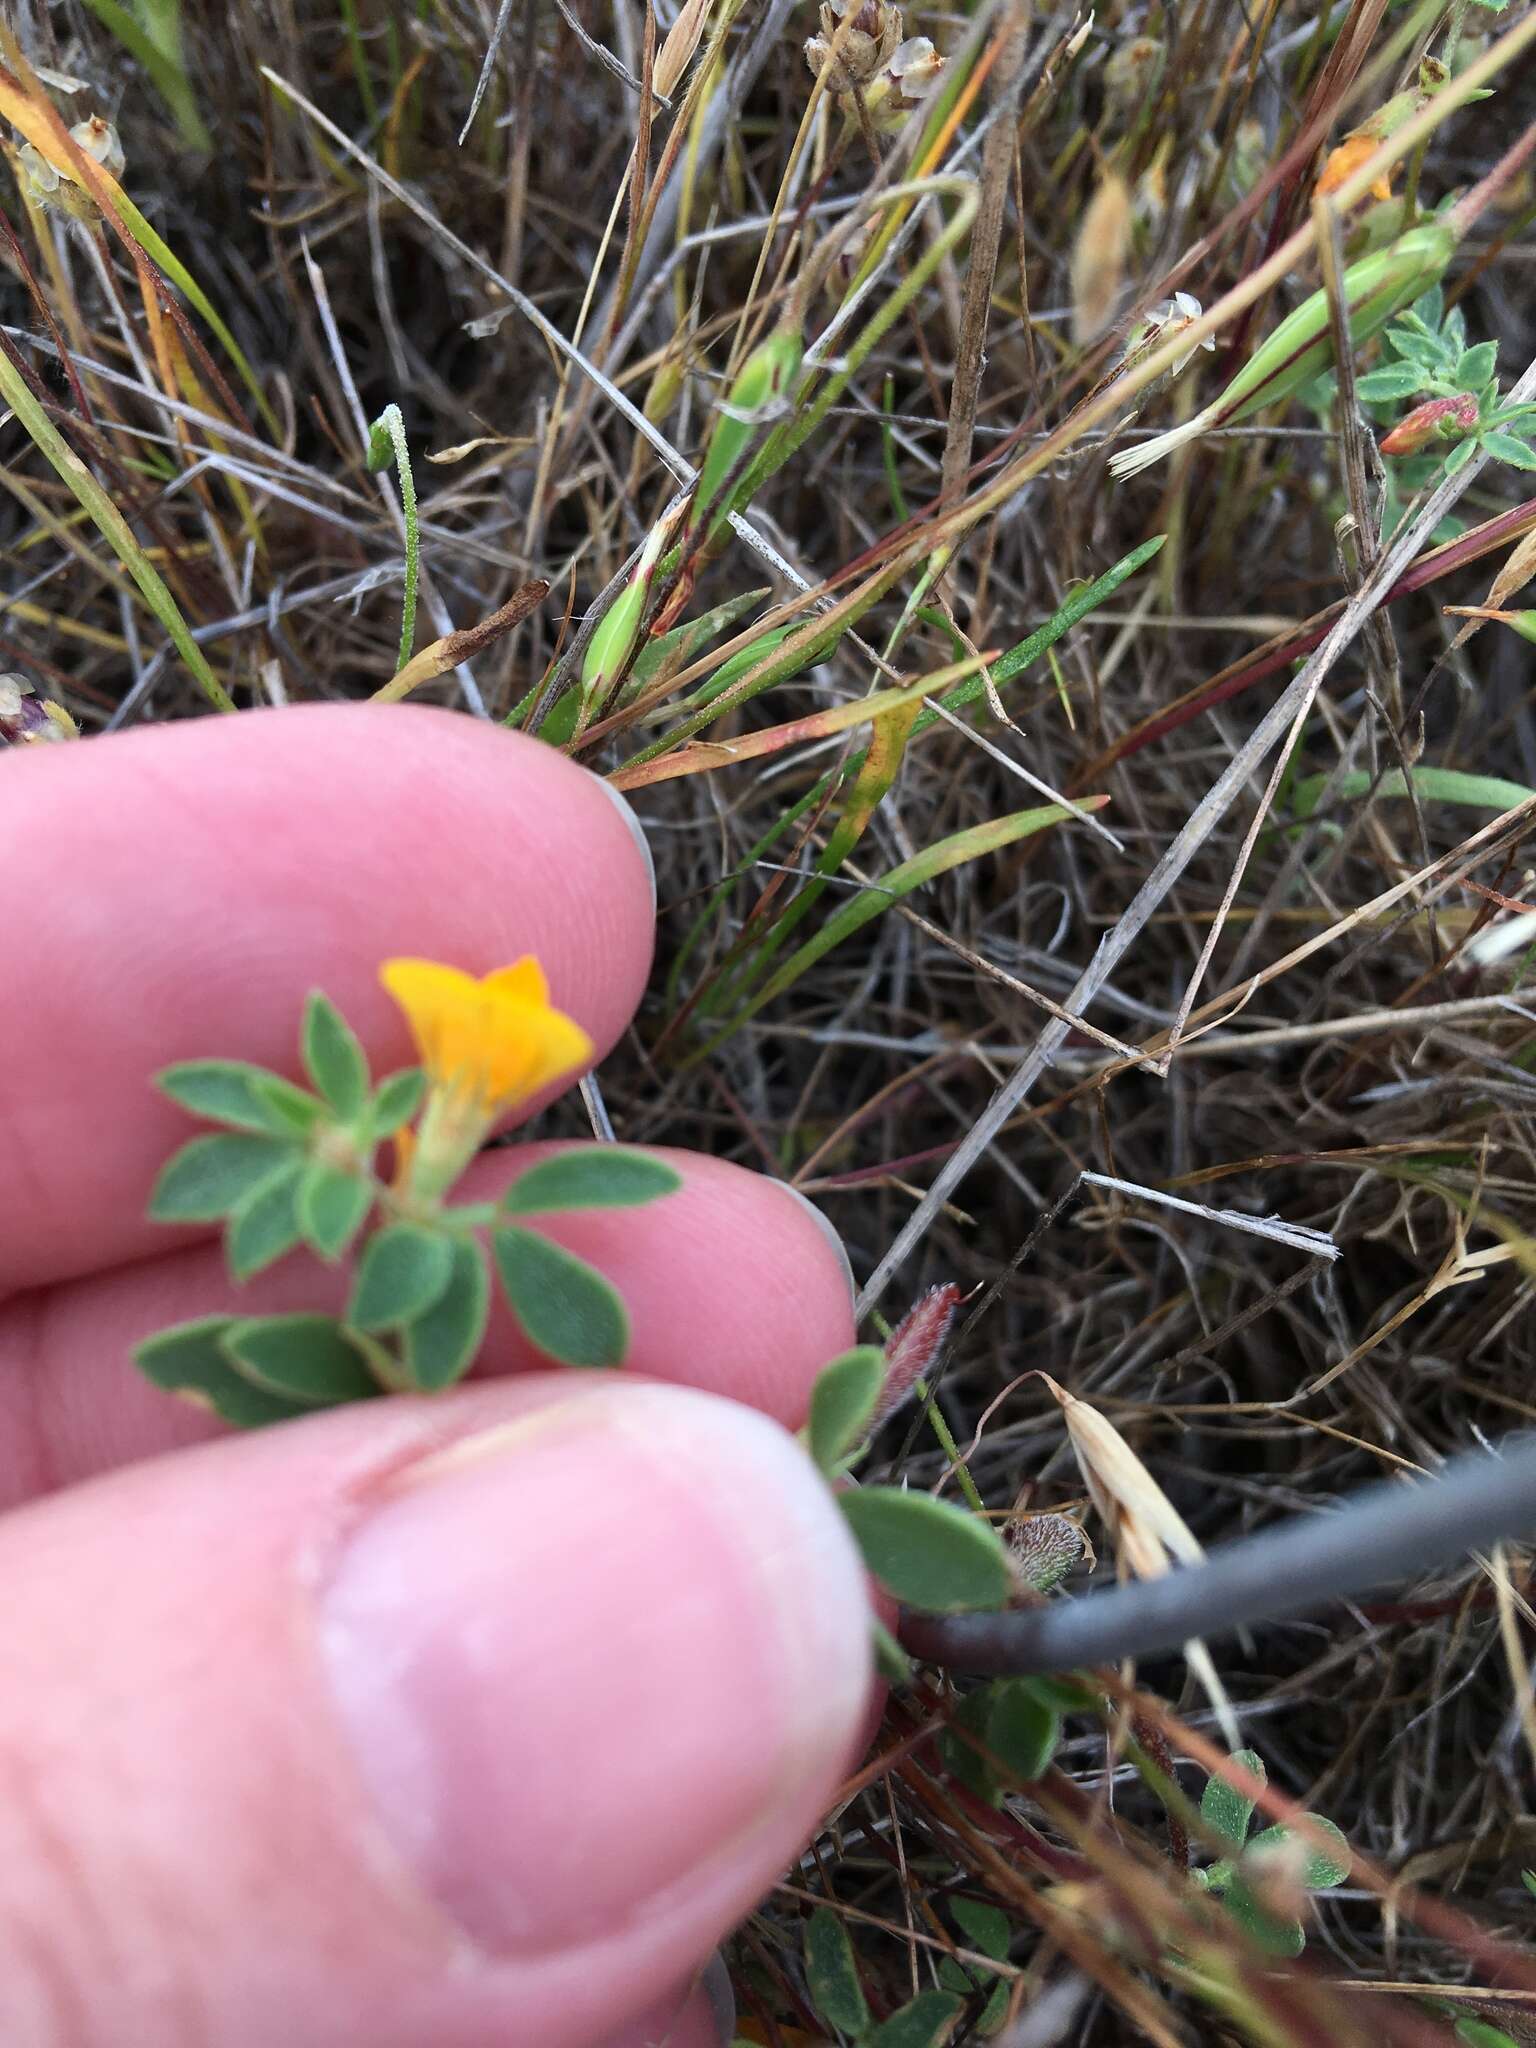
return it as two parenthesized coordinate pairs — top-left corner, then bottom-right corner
(1248, 1816), (1350, 1889)
(1201, 1750), (1264, 1849)
(803, 1907), (871, 2039)
(1456, 2021), (1524, 2048)
(1356, 364), (1432, 402)
(719, 801), (1108, 1044)
(302, 992), (370, 1118)
(250, 1072), (327, 1135)
(349, 1223), (456, 1331)
(400, 1238), (491, 1390)
(838, 1487), (1012, 1613)
(493, 1227), (629, 1367)
(369, 1068), (425, 1135)
(158, 1059), (318, 1136)
(1291, 764), (1536, 821)
(1445, 436), (1478, 475)
(149, 1133), (297, 1222)
(1482, 430), (1536, 470)
(951, 1898), (1011, 1961)
(806, 1346), (887, 1474)
(133, 1316), (314, 1429)
(500, 1149), (682, 1215)
(987, 1679), (1060, 1784)
(868, 1989), (963, 2048)
(227, 1159), (305, 1280)
(296, 1161), (374, 1260)
(1522, 1867), (1536, 1901)
(1457, 341), (1498, 390)
(222, 1314), (379, 1404)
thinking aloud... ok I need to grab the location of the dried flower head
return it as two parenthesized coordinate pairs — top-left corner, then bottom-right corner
(804, 0), (903, 95)
(1104, 36), (1164, 115)
(0, 674), (78, 744)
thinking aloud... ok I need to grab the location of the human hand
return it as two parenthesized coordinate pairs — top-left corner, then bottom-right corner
(0, 705), (875, 2047)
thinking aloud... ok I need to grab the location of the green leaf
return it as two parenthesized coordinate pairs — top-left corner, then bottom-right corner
(133, 1315), (315, 1429)
(149, 1133), (298, 1222)
(1291, 764), (1536, 821)
(803, 1907), (871, 2039)
(1456, 2022), (1524, 2048)
(1445, 435), (1478, 475)
(1522, 1867), (1536, 1901)
(1457, 341), (1498, 390)
(500, 1149), (683, 1215)
(1223, 1877), (1306, 1958)
(950, 1898), (1011, 1961)
(1481, 430), (1536, 470)
(988, 1679), (1060, 1784)
(227, 1159), (305, 1280)
(1202, 1750), (1264, 1849)
(1249, 1816), (1350, 1889)
(157, 1059), (320, 1136)
(940, 1687), (1001, 1802)
(806, 1346), (887, 1474)
(868, 1989), (963, 2048)
(492, 1227), (629, 1367)
(400, 1237), (491, 1390)
(348, 1223), (456, 1332)
(1386, 327), (1451, 373)
(221, 1313), (380, 1405)
(838, 1487), (1012, 1613)
(296, 1161), (374, 1260)
(369, 1068), (425, 1135)
(302, 992), (370, 1119)
(1355, 364), (1431, 401)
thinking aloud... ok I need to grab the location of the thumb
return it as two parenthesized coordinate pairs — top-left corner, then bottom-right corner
(0, 1376), (873, 2047)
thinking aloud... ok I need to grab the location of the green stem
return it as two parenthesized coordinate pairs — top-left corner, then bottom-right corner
(915, 1375), (987, 1515)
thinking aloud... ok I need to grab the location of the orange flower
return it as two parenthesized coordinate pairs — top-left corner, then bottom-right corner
(380, 957), (593, 1200)
(1316, 132), (1392, 205)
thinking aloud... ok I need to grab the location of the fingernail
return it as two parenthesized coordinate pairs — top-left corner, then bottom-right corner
(319, 1383), (871, 1956)
(779, 1183), (856, 1306)
(595, 776), (656, 909)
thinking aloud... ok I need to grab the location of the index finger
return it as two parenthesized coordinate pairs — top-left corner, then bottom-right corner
(1, 705), (655, 1295)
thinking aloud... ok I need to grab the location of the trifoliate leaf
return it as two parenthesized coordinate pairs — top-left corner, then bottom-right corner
(500, 1148), (682, 1214)
(838, 1486), (1012, 1613)
(348, 1222), (455, 1332)
(368, 1067), (425, 1135)
(149, 1133), (298, 1223)
(805, 1346), (886, 1474)
(400, 1237), (490, 1390)
(134, 1316), (314, 1429)
(301, 991), (369, 1119)
(296, 1160), (373, 1259)
(492, 1226), (628, 1368)
(221, 1314), (380, 1404)
(227, 1158), (305, 1279)
(803, 1907), (870, 2040)
(1202, 1750), (1264, 1849)
(157, 1059), (320, 1137)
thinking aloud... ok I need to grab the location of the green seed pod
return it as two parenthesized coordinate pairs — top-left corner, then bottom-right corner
(579, 576), (647, 708)
(1111, 219), (1457, 479)
(689, 325), (804, 539)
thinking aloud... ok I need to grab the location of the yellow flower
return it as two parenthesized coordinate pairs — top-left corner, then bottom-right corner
(382, 956), (593, 1111)
(380, 956), (593, 1200)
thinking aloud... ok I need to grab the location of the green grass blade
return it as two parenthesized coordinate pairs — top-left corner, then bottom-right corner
(0, 347), (234, 712)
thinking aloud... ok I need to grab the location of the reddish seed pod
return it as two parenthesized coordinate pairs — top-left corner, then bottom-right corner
(1379, 391), (1479, 455)
(873, 1281), (961, 1426)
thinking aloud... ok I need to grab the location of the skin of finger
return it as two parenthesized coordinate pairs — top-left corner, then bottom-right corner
(0, 1148), (854, 1505)
(0, 1376), (868, 2048)
(0, 704), (653, 1298)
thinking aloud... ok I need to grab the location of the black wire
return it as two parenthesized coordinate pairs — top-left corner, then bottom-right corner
(899, 1432), (1536, 1675)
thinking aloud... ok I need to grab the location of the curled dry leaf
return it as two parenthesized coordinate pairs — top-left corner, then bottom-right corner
(1037, 1373), (1238, 1744)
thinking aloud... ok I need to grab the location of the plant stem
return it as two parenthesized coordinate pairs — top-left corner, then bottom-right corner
(367, 403), (420, 673)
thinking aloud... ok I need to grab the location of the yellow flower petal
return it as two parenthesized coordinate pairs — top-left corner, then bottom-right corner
(483, 956), (550, 1005)
(380, 955), (593, 1118)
